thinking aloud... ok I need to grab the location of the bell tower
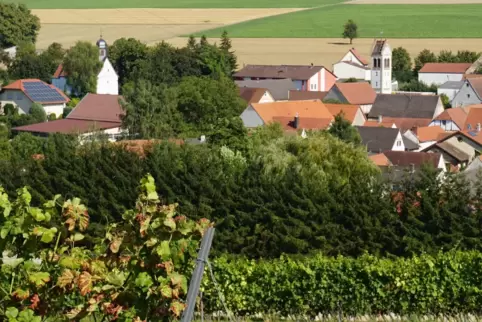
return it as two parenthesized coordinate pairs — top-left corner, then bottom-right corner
(96, 34), (108, 62)
(371, 39), (392, 94)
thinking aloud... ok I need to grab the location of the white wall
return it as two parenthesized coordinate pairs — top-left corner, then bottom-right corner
(43, 103), (65, 117)
(340, 51), (364, 66)
(0, 90), (33, 114)
(430, 120), (460, 131)
(360, 104), (373, 115)
(308, 72), (320, 92)
(81, 127), (123, 143)
(419, 73), (464, 86)
(259, 91), (275, 103)
(433, 98), (445, 119)
(437, 88), (459, 102)
(352, 109), (366, 126)
(97, 58), (119, 95)
(333, 62), (368, 81)
(391, 132), (405, 151)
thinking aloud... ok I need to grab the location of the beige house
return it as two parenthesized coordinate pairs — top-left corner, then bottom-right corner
(0, 79), (69, 117)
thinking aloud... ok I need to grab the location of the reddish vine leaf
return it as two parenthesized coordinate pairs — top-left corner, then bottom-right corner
(78, 271), (93, 296)
(109, 237), (123, 253)
(12, 288), (30, 300)
(29, 294), (40, 310)
(169, 300), (186, 317)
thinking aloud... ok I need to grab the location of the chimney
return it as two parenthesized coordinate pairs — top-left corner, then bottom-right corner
(378, 115), (383, 123)
(478, 123), (481, 132)
(294, 112), (299, 129)
(200, 135), (206, 143)
(310, 63), (313, 68)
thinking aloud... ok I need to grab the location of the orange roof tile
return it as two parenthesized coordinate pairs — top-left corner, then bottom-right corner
(464, 74), (482, 80)
(415, 126), (446, 142)
(464, 107), (482, 131)
(334, 82), (376, 105)
(53, 64), (67, 78)
(251, 100), (333, 128)
(369, 153), (392, 166)
(419, 63), (472, 74)
(272, 116), (332, 131)
(325, 103), (363, 123)
(363, 120), (396, 128)
(349, 48), (369, 66)
(387, 117), (432, 131)
(434, 108), (468, 129)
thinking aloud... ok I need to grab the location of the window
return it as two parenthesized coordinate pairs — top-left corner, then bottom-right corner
(313, 84), (317, 90)
(375, 72), (378, 77)
(373, 58), (377, 68)
(16, 93), (22, 100)
(376, 82), (378, 87)
(396, 140), (402, 147)
(467, 83), (470, 87)
(468, 124), (472, 130)
(6, 92), (13, 100)
(442, 120), (446, 126)
(467, 94), (471, 98)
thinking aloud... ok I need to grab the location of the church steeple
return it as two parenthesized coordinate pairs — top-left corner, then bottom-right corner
(96, 33), (107, 62)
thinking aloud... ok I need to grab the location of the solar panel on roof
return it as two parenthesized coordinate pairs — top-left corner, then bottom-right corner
(468, 131), (478, 137)
(23, 81), (65, 102)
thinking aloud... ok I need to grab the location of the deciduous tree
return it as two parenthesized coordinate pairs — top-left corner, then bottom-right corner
(0, 3), (40, 49)
(108, 38), (148, 88)
(342, 19), (358, 45)
(328, 112), (362, 145)
(392, 47), (413, 82)
(63, 41), (102, 95)
(414, 49), (437, 73)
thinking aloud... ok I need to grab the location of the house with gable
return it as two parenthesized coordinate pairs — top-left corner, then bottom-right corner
(333, 48), (371, 81)
(418, 63), (472, 86)
(239, 87), (275, 104)
(356, 126), (405, 154)
(324, 82), (377, 115)
(325, 103), (366, 126)
(52, 36), (118, 96)
(0, 79), (69, 117)
(13, 93), (125, 141)
(236, 79), (296, 101)
(234, 64), (336, 92)
(240, 100), (333, 132)
(437, 81), (464, 103)
(430, 106), (468, 131)
(452, 78), (482, 107)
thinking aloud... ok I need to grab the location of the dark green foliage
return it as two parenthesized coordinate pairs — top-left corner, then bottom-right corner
(344, 77), (358, 83)
(29, 103), (47, 122)
(399, 79), (437, 93)
(342, 19), (358, 44)
(441, 93), (451, 108)
(323, 98), (343, 104)
(108, 37), (148, 89)
(414, 49), (437, 73)
(328, 112), (361, 145)
(0, 3), (40, 49)
(456, 50), (480, 63)
(392, 47), (414, 82)
(220, 31), (237, 76)
(63, 41), (102, 95)
(205, 251), (482, 316)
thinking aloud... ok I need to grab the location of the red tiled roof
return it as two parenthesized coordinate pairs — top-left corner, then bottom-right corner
(325, 103), (363, 123)
(385, 117), (432, 131)
(415, 126), (446, 142)
(53, 64), (67, 78)
(273, 116), (332, 131)
(334, 82), (376, 105)
(349, 48), (368, 66)
(419, 63), (472, 74)
(464, 107), (482, 130)
(13, 119), (121, 134)
(3, 79), (69, 104)
(363, 120), (396, 128)
(288, 90), (328, 101)
(463, 74), (482, 80)
(67, 93), (124, 123)
(250, 100), (333, 126)
(384, 150), (442, 168)
(434, 108), (468, 130)
(369, 153), (392, 166)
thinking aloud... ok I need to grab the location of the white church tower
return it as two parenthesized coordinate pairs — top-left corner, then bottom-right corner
(370, 39), (392, 94)
(95, 36), (119, 95)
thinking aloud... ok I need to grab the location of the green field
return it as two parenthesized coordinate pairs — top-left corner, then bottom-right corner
(197, 4), (482, 38)
(10, 0), (345, 9)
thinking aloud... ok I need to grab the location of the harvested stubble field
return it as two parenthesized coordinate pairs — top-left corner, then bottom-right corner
(33, 8), (302, 49)
(198, 4), (482, 38)
(11, 0), (344, 8)
(167, 37), (482, 70)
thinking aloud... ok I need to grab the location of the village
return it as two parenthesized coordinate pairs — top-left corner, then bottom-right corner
(2, 37), (482, 183)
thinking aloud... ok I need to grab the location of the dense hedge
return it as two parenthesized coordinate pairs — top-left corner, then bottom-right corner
(1, 133), (482, 258)
(203, 252), (482, 316)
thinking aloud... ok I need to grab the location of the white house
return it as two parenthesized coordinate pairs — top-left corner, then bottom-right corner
(333, 48), (371, 81)
(0, 79), (69, 117)
(371, 39), (392, 94)
(418, 63), (472, 86)
(429, 108), (467, 131)
(437, 81), (464, 103)
(356, 126), (405, 153)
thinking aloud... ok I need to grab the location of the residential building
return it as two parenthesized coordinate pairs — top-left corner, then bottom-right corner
(234, 64), (336, 92)
(437, 81), (464, 103)
(452, 78), (482, 107)
(333, 48), (371, 81)
(430, 108), (468, 131)
(384, 150), (446, 172)
(240, 100), (333, 131)
(52, 36), (119, 96)
(368, 93), (444, 121)
(324, 82), (377, 115)
(402, 130), (420, 151)
(325, 103), (366, 126)
(370, 39), (392, 94)
(413, 126), (447, 151)
(369, 153), (392, 167)
(364, 116), (431, 132)
(239, 87), (275, 104)
(236, 79), (296, 101)
(418, 63), (472, 86)
(356, 126), (405, 153)
(288, 90), (327, 101)
(13, 93), (125, 141)
(0, 79), (69, 117)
